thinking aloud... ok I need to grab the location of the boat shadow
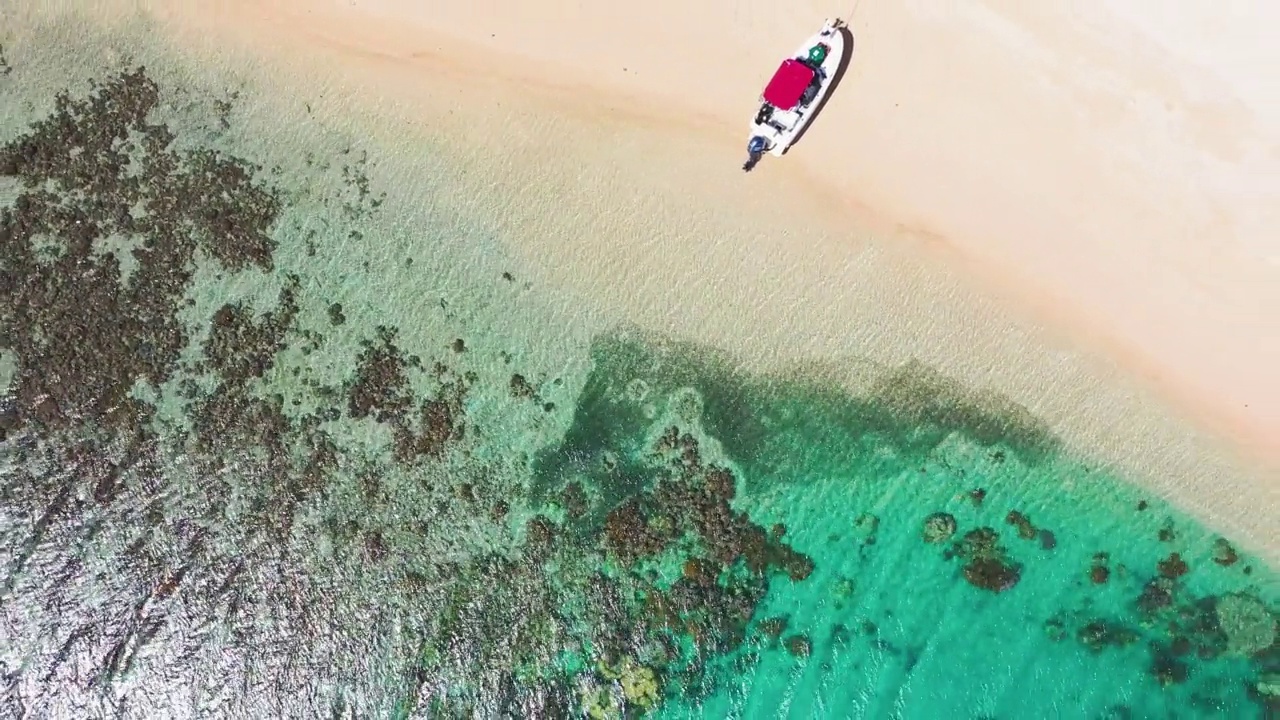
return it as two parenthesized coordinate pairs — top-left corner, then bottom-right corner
(783, 24), (854, 156)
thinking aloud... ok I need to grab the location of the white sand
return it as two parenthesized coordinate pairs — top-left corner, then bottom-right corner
(7, 1), (1279, 557)
(140, 0), (1280, 456)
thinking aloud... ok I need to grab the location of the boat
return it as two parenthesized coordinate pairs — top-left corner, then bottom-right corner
(743, 18), (847, 172)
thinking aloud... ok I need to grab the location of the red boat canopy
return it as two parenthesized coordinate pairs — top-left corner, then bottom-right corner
(762, 59), (815, 111)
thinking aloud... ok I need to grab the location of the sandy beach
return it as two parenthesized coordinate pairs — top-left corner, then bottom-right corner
(7, 0), (1279, 553)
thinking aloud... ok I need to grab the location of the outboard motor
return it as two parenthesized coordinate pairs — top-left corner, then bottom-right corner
(743, 135), (769, 172)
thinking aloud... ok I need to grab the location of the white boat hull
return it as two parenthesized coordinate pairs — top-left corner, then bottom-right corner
(747, 19), (847, 159)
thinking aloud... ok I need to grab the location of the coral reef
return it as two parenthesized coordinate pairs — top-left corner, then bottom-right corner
(1216, 594), (1276, 657)
(945, 527), (1022, 593)
(922, 512), (957, 543)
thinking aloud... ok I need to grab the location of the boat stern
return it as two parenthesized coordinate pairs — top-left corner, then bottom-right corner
(743, 134), (771, 171)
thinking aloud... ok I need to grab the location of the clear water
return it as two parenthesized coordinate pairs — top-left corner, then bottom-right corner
(550, 337), (1279, 720)
(0, 11), (1276, 719)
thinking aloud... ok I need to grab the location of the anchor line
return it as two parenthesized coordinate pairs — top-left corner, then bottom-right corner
(842, 0), (861, 28)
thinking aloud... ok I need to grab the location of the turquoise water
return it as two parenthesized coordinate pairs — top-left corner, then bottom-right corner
(541, 335), (1279, 719)
(0, 16), (1277, 719)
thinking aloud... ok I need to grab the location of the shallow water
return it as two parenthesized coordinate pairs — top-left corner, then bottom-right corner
(1, 11), (1277, 719)
(547, 337), (1280, 719)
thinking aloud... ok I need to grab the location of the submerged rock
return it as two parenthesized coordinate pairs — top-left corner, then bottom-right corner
(681, 557), (720, 586)
(758, 617), (789, 639)
(1215, 593), (1276, 656)
(1077, 620), (1139, 653)
(328, 302), (347, 326)
(561, 481), (589, 519)
(964, 558), (1021, 593)
(832, 578), (855, 599)
(1212, 538), (1240, 567)
(1089, 552), (1111, 585)
(510, 373), (537, 399)
(1005, 510), (1038, 541)
(948, 527), (1022, 593)
(577, 677), (623, 720)
(614, 657), (661, 710)
(1150, 647), (1189, 687)
(1157, 552), (1189, 580)
(853, 513), (880, 545)
(785, 634), (812, 658)
(1044, 617), (1067, 642)
(1137, 578), (1175, 615)
(922, 512), (957, 543)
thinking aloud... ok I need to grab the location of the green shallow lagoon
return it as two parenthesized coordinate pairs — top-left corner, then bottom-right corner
(1, 19), (1278, 719)
(542, 335), (1280, 719)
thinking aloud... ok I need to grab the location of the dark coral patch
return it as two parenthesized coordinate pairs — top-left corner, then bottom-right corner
(1004, 510), (1039, 541)
(1, 69), (280, 441)
(946, 527), (1022, 593)
(1157, 553), (1189, 580)
(1212, 538), (1239, 567)
(344, 327), (470, 463)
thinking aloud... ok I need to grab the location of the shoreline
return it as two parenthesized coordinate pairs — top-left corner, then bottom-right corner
(7, 2), (1279, 559)
(138, 0), (1280, 470)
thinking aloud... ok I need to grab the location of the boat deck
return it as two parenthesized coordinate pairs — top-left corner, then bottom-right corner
(745, 19), (846, 164)
(771, 108), (803, 131)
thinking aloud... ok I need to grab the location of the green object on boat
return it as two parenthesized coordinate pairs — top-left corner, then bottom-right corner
(808, 44), (827, 64)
